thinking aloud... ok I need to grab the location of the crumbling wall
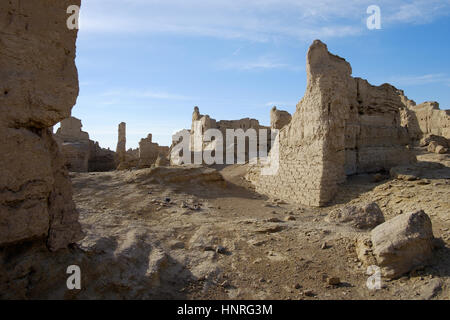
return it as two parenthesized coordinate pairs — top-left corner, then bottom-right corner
(54, 116), (116, 172)
(115, 122), (141, 170)
(251, 40), (414, 206)
(139, 134), (170, 168)
(116, 122), (127, 163)
(408, 102), (450, 139)
(270, 106), (292, 130)
(188, 107), (270, 163)
(88, 142), (116, 172)
(55, 117), (89, 142)
(54, 116), (91, 172)
(399, 93), (450, 141)
(116, 125), (169, 169)
(344, 80), (413, 174)
(0, 0), (82, 250)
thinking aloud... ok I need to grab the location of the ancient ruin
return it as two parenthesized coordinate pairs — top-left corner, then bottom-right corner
(270, 106), (292, 130)
(1, 0), (449, 301)
(0, 0), (82, 251)
(54, 117), (116, 172)
(139, 134), (170, 168)
(115, 122), (170, 170)
(249, 40), (416, 206)
(116, 122), (127, 163)
(169, 106), (272, 165)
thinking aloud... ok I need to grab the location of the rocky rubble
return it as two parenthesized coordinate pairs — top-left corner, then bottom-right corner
(357, 211), (435, 279)
(326, 202), (385, 230)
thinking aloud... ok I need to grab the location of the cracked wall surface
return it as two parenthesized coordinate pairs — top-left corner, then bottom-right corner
(0, 0), (82, 250)
(251, 40), (415, 207)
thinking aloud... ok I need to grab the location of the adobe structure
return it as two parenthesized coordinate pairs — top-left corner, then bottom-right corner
(249, 40), (417, 207)
(0, 0), (82, 251)
(185, 106), (271, 164)
(139, 134), (170, 168)
(270, 106), (292, 130)
(400, 99), (450, 141)
(115, 123), (170, 169)
(116, 122), (127, 163)
(54, 116), (116, 172)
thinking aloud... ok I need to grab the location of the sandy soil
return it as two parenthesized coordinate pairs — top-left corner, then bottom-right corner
(70, 148), (450, 300)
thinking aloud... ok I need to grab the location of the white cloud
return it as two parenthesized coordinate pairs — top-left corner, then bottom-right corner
(77, 0), (450, 42)
(218, 56), (289, 71)
(100, 89), (192, 101)
(385, 0), (450, 24)
(389, 73), (450, 86)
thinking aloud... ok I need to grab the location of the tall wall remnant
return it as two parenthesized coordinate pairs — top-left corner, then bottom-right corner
(250, 40), (415, 207)
(0, 0), (82, 250)
(115, 123), (169, 169)
(270, 107), (292, 130)
(54, 117), (116, 172)
(116, 122), (127, 163)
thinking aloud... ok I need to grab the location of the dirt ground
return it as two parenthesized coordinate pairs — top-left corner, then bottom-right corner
(70, 147), (450, 300)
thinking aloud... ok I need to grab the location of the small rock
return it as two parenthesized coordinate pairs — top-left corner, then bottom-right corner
(285, 215), (296, 221)
(303, 290), (315, 297)
(216, 245), (227, 254)
(256, 224), (285, 234)
(294, 283), (302, 289)
(420, 279), (442, 299)
(169, 240), (185, 250)
(326, 202), (384, 230)
(327, 277), (341, 286)
(370, 210), (434, 278)
(266, 217), (283, 223)
(180, 202), (188, 208)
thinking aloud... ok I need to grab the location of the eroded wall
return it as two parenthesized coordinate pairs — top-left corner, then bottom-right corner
(251, 40), (414, 206)
(0, 0), (82, 250)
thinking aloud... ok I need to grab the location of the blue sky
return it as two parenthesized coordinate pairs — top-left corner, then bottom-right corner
(70, 0), (450, 149)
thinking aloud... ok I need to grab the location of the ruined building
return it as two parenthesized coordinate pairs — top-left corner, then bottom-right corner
(0, 0), (82, 251)
(400, 99), (450, 141)
(249, 40), (416, 207)
(139, 134), (170, 168)
(172, 106), (271, 164)
(270, 106), (292, 130)
(115, 123), (169, 169)
(54, 117), (116, 172)
(116, 122), (127, 163)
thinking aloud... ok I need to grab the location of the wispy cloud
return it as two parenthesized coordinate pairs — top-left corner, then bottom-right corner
(385, 0), (450, 24)
(389, 73), (450, 86)
(100, 89), (192, 101)
(218, 56), (290, 71)
(78, 0), (450, 42)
